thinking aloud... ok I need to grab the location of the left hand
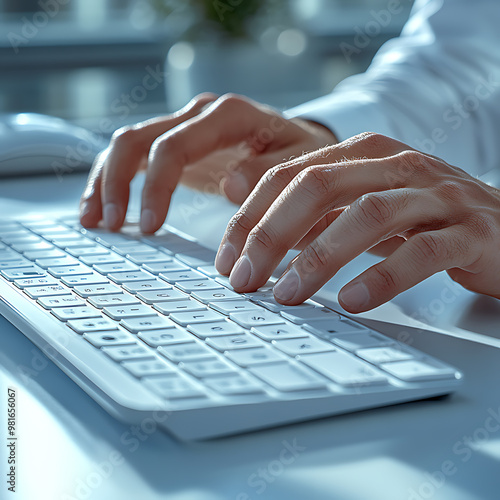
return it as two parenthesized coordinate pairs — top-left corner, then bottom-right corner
(215, 133), (500, 313)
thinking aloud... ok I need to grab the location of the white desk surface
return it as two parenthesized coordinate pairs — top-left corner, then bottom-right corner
(0, 172), (499, 500)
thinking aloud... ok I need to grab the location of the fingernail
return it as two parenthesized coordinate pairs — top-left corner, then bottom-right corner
(140, 209), (156, 233)
(273, 267), (300, 302)
(230, 255), (252, 289)
(339, 281), (370, 311)
(215, 243), (236, 275)
(103, 203), (121, 230)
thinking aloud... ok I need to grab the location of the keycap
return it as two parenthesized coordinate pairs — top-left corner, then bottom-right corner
(230, 310), (284, 328)
(88, 294), (141, 308)
(94, 262), (139, 274)
(144, 375), (205, 400)
(127, 251), (172, 265)
(74, 283), (122, 297)
(35, 256), (79, 268)
(210, 300), (261, 315)
(51, 306), (101, 321)
(280, 307), (341, 324)
(83, 331), (136, 347)
(225, 347), (286, 367)
(12, 241), (54, 253)
(26, 249), (66, 260)
(154, 299), (206, 315)
(182, 358), (237, 378)
(187, 321), (244, 339)
(61, 274), (109, 287)
(24, 284), (68, 298)
(272, 337), (335, 356)
(122, 281), (171, 295)
(176, 280), (223, 293)
(205, 375), (264, 395)
(250, 363), (326, 392)
(192, 289), (242, 304)
(48, 264), (92, 277)
(102, 344), (154, 362)
(138, 328), (193, 347)
(68, 317), (118, 334)
(66, 246), (109, 257)
(112, 243), (157, 255)
(55, 239), (95, 249)
(206, 334), (263, 351)
(2, 266), (45, 280)
(251, 324), (309, 341)
(300, 351), (388, 387)
(103, 304), (157, 320)
(258, 298), (318, 313)
(122, 358), (175, 378)
(136, 289), (185, 304)
(357, 346), (415, 364)
(120, 315), (175, 333)
(143, 261), (187, 275)
(159, 269), (205, 283)
(37, 294), (86, 309)
(108, 270), (154, 284)
(380, 359), (457, 381)
(158, 343), (213, 362)
(303, 318), (367, 336)
(80, 253), (124, 266)
(0, 257), (32, 268)
(330, 332), (393, 351)
(14, 276), (58, 288)
(196, 265), (220, 277)
(170, 310), (222, 326)
(175, 250), (215, 268)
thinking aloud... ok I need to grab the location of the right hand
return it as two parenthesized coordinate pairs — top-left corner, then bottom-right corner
(79, 93), (337, 234)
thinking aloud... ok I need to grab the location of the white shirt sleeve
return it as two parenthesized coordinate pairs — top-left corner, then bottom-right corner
(285, 0), (500, 180)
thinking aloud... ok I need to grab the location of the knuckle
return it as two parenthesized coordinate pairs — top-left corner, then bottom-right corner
(248, 224), (279, 252)
(356, 131), (395, 150)
(265, 164), (297, 187)
(434, 180), (468, 204)
(352, 193), (395, 231)
(409, 233), (448, 264)
(216, 93), (248, 111)
(297, 166), (334, 199)
(111, 125), (139, 146)
(397, 150), (433, 176)
(227, 211), (255, 236)
(462, 213), (494, 241)
(369, 265), (399, 295)
(298, 242), (332, 275)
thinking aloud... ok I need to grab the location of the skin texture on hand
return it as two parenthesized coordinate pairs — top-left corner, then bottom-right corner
(79, 93), (337, 234)
(215, 132), (500, 313)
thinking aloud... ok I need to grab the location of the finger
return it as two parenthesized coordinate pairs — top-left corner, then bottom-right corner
(140, 94), (297, 233)
(215, 133), (411, 275)
(338, 225), (479, 313)
(79, 149), (108, 227)
(99, 93), (217, 231)
(270, 187), (452, 304)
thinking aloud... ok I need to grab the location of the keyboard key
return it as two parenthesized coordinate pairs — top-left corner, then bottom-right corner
(158, 343), (213, 362)
(175, 250), (215, 268)
(103, 304), (157, 320)
(51, 306), (101, 321)
(357, 346), (415, 364)
(280, 307), (341, 324)
(143, 261), (187, 275)
(250, 363), (326, 392)
(2, 266), (45, 280)
(159, 269), (205, 283)
(251, 324), (309, 341)
(66, 246), (109, 257)
(170, 310), (222, 326)
(123, 280), (172, 294)
(94, 262), (139, 274)
(24, 284), (68, 298)
(61, 274), (109, 287)
(12, 241), (54, 253)
(26, 249), (66, 260)
(102, 344), (154, 362)
(154, 299), (206, 315)
(257, 298), (318, 313)
(137, 289), (185, 304)
(210, 300), (261, 315)
(206, 334), (263, 351)
(68, 317), (118, 334)
(272, 337), (335, 356)
(192, 289), (241, 303)
(331, 332), (393, 351)
(108, 270), (154, 283)
(14, 276), (58, 288)
(127, 252), (172, 265)
(112, 243), (157, 255)
(144, 375), (205, 400)
(74, 283), (122, 297)
(182, 358), (237, 378)
(120, 315), (175, 333)
(176, 280), (223, 293)
(55, 239), (95, 249)
(48, 264), (92, 277)
(88, 294), (141, 308)
(300, 351), (388, 387)
(187, 321), (244, 339)
(122, 358), (175, 378)
(83, 331), (135, 347)
(230, 310), (284, 329)
(303, 318), (368, 336)
(35, 256), (79, 268)
(138, 328), (193, 347)
(0, 257), (32, 268)
(205, 375), (264, 395)
(37, 294), (86, 309)
(80, 253), (124, 266)
(196, 265), (220, 277)
(225, 347), (286, 367)
(380, 359), (457, 381)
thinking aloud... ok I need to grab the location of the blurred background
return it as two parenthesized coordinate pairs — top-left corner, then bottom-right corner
(0, 0), (414, 135)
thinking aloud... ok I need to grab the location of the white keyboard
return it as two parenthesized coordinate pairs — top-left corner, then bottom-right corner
(0, 216), (463, 440)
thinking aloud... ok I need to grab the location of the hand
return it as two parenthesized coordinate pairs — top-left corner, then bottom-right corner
(215, 133), (500, 313)
(79, 93), (336, 233)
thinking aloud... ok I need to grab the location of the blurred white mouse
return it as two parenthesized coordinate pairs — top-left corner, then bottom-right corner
(0, 113), (109, 177)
